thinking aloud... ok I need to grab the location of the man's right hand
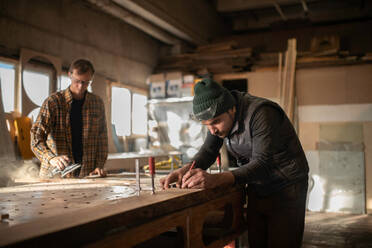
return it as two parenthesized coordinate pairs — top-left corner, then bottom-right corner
(159, 163), (192, 189)
(49, 156), (70, 171)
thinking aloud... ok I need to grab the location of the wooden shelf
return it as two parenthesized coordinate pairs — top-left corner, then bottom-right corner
(148, 96), (193, 104)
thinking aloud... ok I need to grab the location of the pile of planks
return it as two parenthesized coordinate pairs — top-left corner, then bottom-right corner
(156, 39), (372, 75)
(156, 41), (254, 74)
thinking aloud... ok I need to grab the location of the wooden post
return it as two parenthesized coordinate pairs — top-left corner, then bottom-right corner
(279, 39), (297, 123)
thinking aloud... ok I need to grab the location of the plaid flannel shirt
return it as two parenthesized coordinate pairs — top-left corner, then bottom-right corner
(31, 88), (108, 178)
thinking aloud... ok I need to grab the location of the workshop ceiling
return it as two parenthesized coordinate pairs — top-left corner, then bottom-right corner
(86, 0), (372, 45)
(213, 0), (372, 33)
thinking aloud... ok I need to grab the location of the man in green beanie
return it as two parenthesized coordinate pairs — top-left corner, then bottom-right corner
(160, 78), (309, 248)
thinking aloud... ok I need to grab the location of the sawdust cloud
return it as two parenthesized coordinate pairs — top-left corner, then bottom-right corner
(0, 157), (39, 187)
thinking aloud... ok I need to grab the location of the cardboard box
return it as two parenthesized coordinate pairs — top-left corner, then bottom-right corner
(181, 74), (195, 97)
(165, 72), (183, 98)
(150, 81), (166, 99)
(166, 79), (182, 97)
(149, 73), (166, 99)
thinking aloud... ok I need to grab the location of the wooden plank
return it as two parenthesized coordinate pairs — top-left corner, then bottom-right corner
(0, 189), (199, 246)
(287, 39), (297, 122)
(86, 207), (190, 248)
(85, 187), (245, 248)
(0, 178), (244, 247)
(14, 117), (34, 159)
(280, 38), (297, 123)
(278, 52), (283, 98)
(196, 41), (237, 53)
(319, 123), (363, 143)
(298, 122), (319, 151)
(316, 142), (364, 151)
(156, 47), (253, 74)
(298, 104), (372, 122)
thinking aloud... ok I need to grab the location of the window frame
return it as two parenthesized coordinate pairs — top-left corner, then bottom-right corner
(110, 82), (148, 138)
(0, 57), (18, 114)
(22, 62), (55, 118)
(59, 72), (70, 91)
(111, 84), (132, 137)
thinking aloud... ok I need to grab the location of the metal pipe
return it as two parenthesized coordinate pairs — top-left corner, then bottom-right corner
(300, 0), (309, 13)
(273, 2), (287, 21)
(135, 159), (140, 196)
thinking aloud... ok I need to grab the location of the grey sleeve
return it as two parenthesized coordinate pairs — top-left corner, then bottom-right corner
(231, 105), (283, 185)
(192, 131), (223, 170)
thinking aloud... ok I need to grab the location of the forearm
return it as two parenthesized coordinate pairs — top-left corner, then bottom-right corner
(192, 132), (223, 170)
(30, 98), (55, 164)
(30, 132), (55, 164)
(192, 151), (217, 170)
(231, 159), (271, 185)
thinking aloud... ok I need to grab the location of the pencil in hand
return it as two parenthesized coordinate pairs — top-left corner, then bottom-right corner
(189, 161), (196, 171)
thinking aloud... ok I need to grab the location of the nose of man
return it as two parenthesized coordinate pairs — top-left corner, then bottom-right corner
(77, 83), (85, 91)
(209, 126), (219, 136)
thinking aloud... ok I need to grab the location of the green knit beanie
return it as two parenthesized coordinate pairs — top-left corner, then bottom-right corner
(192, 78), (236, 121)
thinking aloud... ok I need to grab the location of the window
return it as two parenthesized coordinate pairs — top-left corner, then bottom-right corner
(111, 86), (148, 137)
(23, 70), (50, 106)
(132, 93), (148, 135)
(0, 62), (15, 113)
(111, 87), (131, 136)
(60, 75), (70, 90)
(23, 69), (51, 122)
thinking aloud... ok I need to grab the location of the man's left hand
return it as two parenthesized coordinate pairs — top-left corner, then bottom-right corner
(181, 169), (235, 189)
(89, 168), (107, 177)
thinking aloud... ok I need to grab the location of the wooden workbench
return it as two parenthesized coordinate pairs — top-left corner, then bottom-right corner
(0, 176), (246, 247)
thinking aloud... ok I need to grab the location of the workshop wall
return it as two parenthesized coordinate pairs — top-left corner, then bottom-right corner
(0, 0), (160, 89)
(296, 64), (372, 214)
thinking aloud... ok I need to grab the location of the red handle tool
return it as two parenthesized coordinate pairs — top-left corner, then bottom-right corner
(149, 157), (155, 194)
(149, 157), (155, 175)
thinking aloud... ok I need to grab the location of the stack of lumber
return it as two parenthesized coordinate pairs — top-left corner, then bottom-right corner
(157, 40), (372, 74)
(156, 41), (253, 74)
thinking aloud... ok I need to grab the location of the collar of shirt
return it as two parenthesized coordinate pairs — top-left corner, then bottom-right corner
(64, 88), (90, 105)
(64, 88), (74, 104)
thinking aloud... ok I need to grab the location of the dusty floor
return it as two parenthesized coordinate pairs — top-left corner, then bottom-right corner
(302, 211), (372, 248)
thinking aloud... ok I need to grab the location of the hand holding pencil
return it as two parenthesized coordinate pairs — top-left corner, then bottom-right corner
(159, 160), (196, 189)
(160, 159), (235, 190)
(189, 161), (196, 171)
